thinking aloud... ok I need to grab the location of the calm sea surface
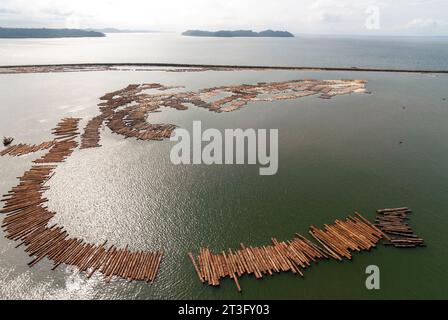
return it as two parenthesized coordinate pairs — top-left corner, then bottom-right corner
(0, 35), (447, 299)
(0, 33), (448, 69)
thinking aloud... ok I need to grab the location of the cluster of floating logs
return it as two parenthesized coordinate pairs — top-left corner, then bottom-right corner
(0, 141), (55, 157)
(189, 213), (386, 292)
(31, 118), (80, 164)
(1, 165), (56, 239)
(80, 114), (107, 149)
(2, 80), (368, 153)
(52, 117), (81, 139)
(78, 79), (367, 149)
(375, 207), (425, 248)
(1, 117), (164, 283)
(308, 213), (384, 260)
(33, 139), (78, 164)
(0, 119), (81, 158)
(2, 80), (427, 291)
(107, 109), (177, 142)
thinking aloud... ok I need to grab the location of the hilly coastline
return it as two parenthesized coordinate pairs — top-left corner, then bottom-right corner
(182, 29), (294, 38)
(0, 27), (105, 38)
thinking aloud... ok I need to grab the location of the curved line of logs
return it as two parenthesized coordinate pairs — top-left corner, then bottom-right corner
(189, 209), (425, 292)
(188, 212), (386, 292)
(0, 141), (56, 157)
(1, 118), (163, 283)
(79, 80), (368, 149)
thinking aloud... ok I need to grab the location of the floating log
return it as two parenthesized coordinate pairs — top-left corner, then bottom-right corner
(377, 207), (410, 214)
(188, 252), (204, 283)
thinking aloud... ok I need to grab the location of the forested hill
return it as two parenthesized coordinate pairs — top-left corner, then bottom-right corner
(0, 28), (105, 38)
(182, 30), (294, 37)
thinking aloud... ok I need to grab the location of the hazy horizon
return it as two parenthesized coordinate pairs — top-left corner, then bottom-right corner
(2, 27), (448, 38)
(0, 0), (447, 36)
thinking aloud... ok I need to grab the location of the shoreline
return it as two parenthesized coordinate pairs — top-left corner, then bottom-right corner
(0, 62), (448, 74)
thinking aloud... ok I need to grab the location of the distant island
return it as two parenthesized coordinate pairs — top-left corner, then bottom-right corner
(0, 28), (105, 38)
(182, 29), (294, 38)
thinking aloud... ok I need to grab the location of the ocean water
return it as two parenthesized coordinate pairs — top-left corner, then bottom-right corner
(0, 33), (448, 69)
(0, 35), (448, 300)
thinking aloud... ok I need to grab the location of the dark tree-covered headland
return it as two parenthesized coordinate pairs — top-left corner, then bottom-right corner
(0, 28), (105, 38)
(182, 29), (294, 38)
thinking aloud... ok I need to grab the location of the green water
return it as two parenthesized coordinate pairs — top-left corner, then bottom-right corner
(0, 69), (447, 299)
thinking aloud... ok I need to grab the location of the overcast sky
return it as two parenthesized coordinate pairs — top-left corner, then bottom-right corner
(0, 0), (447, 35)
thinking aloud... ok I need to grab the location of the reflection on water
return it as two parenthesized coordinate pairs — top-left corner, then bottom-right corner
(1, 33), (448, 70)
(1, 69), (448, 299)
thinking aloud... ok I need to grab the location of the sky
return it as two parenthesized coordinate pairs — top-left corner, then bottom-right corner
(0, 0), (447, 35)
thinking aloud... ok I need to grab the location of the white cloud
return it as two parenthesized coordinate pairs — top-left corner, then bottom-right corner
(0, 0), (446, 35)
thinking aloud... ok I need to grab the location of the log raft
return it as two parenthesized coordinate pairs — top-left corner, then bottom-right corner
(0, 141), (56, 157)
(189, 208), (426, 292)
(2, 83), (426, 291)
(188, 213), (386, 292)
(78, 80), (367, 149)
(1, 118), (164, 284)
